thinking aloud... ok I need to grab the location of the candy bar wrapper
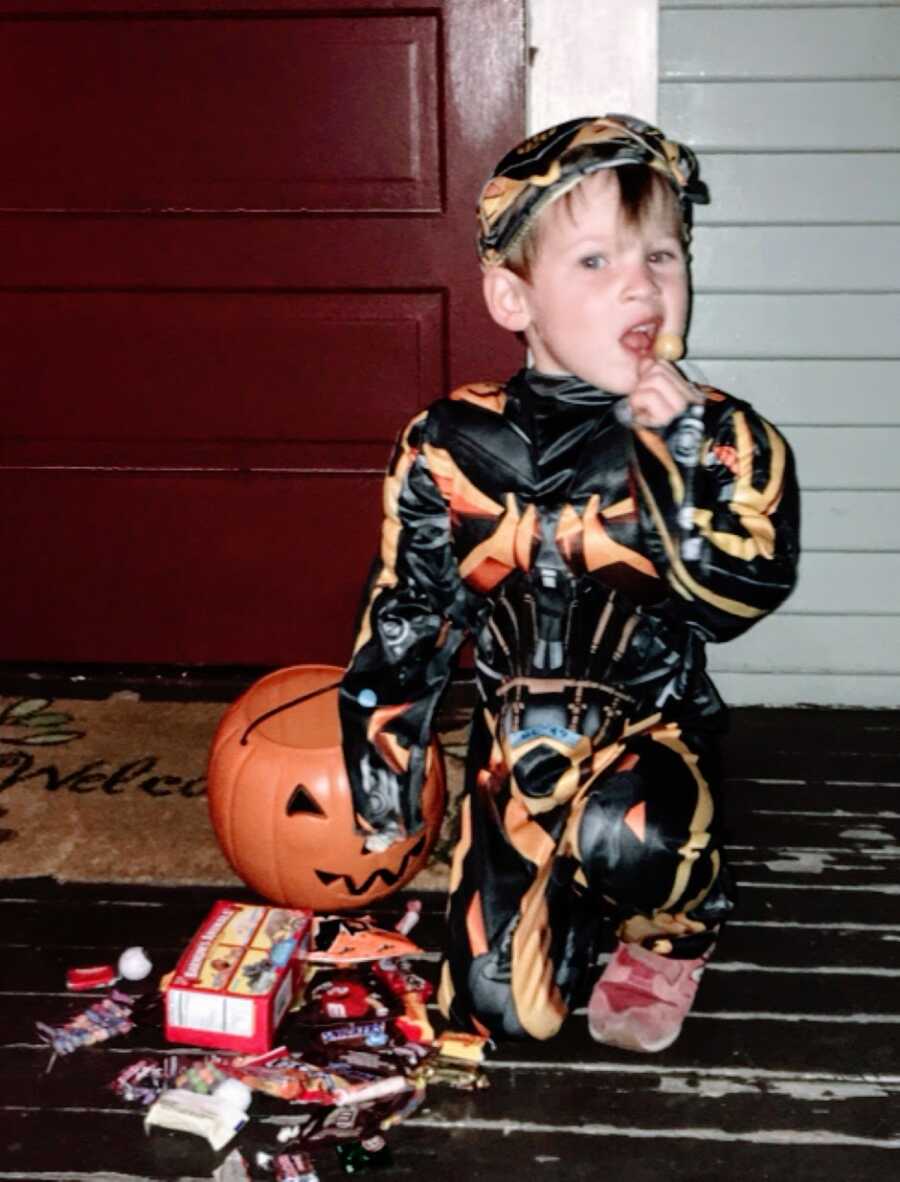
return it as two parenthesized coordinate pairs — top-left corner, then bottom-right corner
(260, 1083), (425, 1152)
(144, 1088), (248, 1151)
(428, 1059), (490, 1090)
(332, 1075), (412, 1107)
(328, 1041), (434, 1081)
(307, 916), (423, 966)
(112, 1051), (250, 1106)
(164, 900), (312, 1053)
(111, 1054), (199, 1104)
(435, 1031), (490, 1064)
(222, 1047), (346, 1104)
(430, 1030), (491, 1090)
(273, 1152), (320, 1182)
(37, 992), (136, 1059)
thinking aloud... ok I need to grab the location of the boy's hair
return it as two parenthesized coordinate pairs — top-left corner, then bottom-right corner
(503, 164), (685, 281)
(477, 114), (708, 270)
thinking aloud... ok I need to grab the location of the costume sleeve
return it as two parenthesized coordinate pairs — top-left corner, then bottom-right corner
(630, 390), (800, 643)
(339, 410), (469, 846)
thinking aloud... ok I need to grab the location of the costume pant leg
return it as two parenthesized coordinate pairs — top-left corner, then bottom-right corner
(438, 716), (735, 1041)
(573, 721), (735, 958)
(438, 712), (604, 1041)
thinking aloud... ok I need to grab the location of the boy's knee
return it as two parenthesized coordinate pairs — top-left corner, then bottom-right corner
(576, 766), (719, 904)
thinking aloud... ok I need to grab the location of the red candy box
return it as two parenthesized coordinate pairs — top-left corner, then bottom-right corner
(164, 900), (312, 1053)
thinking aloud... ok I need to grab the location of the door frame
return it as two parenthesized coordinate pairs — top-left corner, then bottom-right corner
(526, 0), (658, 132)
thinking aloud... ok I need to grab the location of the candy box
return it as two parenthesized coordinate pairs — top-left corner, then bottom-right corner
(164, 900), (312, 1053)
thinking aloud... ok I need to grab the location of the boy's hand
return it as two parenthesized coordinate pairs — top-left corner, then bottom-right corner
(627, 356), (705, 429)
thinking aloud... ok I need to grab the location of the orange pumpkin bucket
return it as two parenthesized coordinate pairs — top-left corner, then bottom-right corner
(207, 664), (446, 911)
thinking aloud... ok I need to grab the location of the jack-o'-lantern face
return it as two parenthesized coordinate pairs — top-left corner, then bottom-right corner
(275, 775), (436, 906)
(207, 665), (446, 912)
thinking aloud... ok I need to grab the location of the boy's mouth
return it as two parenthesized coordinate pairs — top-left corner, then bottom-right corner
(619, 320), (661, 357)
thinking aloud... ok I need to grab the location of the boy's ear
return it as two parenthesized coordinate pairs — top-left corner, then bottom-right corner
(482, 266), (533, 333)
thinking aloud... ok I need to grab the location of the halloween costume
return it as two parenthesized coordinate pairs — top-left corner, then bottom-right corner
(475, 114), (708, 267)
(338, 117), (800, 1041)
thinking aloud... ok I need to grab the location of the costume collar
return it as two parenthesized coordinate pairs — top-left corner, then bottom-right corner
(514, 367), (620, 411)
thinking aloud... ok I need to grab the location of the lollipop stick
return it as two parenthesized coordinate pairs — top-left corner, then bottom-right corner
(614, 332), (686, 427)
(615, 332), (705, 560)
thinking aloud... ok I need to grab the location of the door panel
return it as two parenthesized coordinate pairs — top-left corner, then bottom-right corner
(0, 13), (441, 213)
(3, 470), (383, 664)
(5, 290), (443, 466)
(0, 0), (525, 664)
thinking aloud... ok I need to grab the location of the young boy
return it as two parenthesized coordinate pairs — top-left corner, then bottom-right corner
(339, 115), (800, 1051)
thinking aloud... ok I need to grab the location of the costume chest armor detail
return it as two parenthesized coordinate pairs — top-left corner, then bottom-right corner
(425, 376), (663, 601)
(417, 373), (690, 766)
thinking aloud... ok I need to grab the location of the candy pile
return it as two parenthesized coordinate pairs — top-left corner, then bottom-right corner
(42, 902), (489, 1179)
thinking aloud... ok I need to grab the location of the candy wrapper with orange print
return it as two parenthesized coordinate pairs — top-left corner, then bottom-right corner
(164, 900), (312, 1053)
(306, 915), (423, 966)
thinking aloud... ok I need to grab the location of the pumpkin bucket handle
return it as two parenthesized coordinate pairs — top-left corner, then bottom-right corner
(239, 677), (343, 747)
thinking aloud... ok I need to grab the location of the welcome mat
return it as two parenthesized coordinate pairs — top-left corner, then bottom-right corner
(0, 693), (464, 889)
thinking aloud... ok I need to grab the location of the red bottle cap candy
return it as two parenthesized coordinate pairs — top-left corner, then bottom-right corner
(66, 964), (118, 991)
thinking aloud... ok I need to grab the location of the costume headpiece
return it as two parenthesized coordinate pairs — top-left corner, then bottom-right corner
(476, 114), (708, 267)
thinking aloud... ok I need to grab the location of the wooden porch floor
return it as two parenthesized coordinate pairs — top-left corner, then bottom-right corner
(2, 706), (898, 1180)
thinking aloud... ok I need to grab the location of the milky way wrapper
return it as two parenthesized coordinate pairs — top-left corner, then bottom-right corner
(164, 900), (312, 1053)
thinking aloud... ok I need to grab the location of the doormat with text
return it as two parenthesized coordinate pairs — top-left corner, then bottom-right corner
(0, 694), (464, 890)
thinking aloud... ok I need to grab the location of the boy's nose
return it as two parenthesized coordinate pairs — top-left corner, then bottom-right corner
(622, 260), (659, 298)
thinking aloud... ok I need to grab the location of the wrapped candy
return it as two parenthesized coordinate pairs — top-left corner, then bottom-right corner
(37, 991), (136, 1063)
(370, 959), (434, 1044)
(221, 1047), (345, 1104)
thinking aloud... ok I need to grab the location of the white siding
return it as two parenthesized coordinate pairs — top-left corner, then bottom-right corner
(659, 0), (900, 706)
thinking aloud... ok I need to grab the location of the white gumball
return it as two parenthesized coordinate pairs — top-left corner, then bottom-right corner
(214, 1078), (253, 1111)
(117, 945), (152, 981)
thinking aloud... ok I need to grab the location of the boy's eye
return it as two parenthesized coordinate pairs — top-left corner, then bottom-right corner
(648, 249), (679, 264)
(579, 254), (606, 270)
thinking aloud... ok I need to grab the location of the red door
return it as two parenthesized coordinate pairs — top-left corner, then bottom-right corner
(0, 0), (524, 666)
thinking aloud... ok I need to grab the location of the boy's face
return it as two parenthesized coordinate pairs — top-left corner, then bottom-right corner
(507, 171), (689, 394)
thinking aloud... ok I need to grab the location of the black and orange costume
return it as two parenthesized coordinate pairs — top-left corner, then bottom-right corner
(338, 117), (801, 1041)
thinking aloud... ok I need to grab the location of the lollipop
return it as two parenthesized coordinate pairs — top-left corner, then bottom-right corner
(653, 332), (684, 362)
